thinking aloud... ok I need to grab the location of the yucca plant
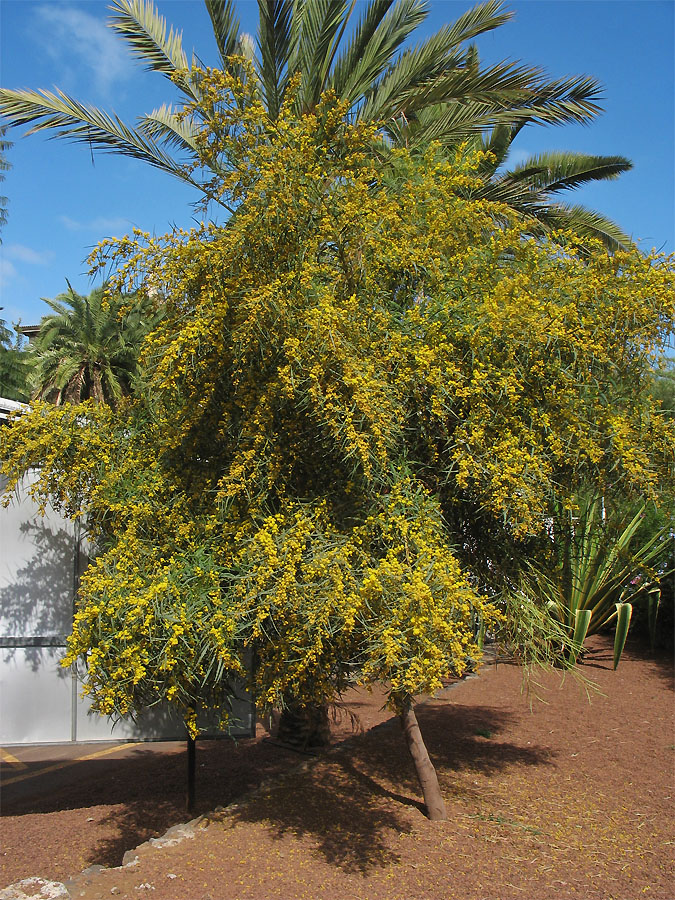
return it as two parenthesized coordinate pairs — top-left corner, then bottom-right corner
(522, 497), (672, 669)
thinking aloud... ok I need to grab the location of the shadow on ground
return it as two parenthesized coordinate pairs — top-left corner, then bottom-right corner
(579, 635), (674, 691)
(3, 691), (557, 876)
(2, 738), (298, 869)
(228, 701), (554, 875)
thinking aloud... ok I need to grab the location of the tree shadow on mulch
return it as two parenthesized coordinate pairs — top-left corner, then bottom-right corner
(228, 702), (554, 875)
(2, 695), (556, 878)
(92, 739), (302, 868)
(2, 737), (299, 870)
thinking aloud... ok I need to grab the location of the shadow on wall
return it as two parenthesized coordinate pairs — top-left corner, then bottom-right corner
(0, 475), (255, 742)
(0, 517), (83, 671)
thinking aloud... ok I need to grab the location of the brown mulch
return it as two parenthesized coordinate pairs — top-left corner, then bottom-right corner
(2, 635), (674, 900)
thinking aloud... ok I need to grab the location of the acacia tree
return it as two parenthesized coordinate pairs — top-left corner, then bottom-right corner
(2, 75), (673, 820)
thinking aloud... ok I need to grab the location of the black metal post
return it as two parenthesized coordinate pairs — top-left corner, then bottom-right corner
(187, 734), (196, 813)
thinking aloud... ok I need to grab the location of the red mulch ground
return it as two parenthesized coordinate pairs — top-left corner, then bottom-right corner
(2, 634), (673, 900)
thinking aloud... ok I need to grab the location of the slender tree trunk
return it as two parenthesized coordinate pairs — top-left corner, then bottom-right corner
(398, 694), (447, 821)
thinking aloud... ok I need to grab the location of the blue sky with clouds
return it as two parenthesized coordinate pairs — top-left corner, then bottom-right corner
(1, 0), (673, 328)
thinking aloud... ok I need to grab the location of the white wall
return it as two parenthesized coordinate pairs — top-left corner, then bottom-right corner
(0, 470), (254, 744)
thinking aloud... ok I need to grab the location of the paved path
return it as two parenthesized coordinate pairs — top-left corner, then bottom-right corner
(1, 740), (188, 803)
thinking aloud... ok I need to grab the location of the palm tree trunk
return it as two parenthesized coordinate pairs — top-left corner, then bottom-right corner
(276, 699), (330, 750)
(398, 694), (447, 821)
(92, 367), (105, 405)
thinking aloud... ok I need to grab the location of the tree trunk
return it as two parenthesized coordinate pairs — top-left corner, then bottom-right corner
(398, 695), (447, 821)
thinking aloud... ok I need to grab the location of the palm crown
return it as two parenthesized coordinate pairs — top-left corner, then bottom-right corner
(0, 0), (632, 248)
(30, 284), (153, 407)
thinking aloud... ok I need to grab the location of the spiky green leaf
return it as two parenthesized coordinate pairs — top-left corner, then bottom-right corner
(612, 602), (632, 669)
(570, 608), (592, 664)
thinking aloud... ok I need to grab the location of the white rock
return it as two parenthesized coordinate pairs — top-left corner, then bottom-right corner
(0, 878), (70, 900)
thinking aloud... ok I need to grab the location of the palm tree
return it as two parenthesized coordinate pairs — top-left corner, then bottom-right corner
(0, 313), (32, 402)
(0, 0), (631, 247)
(30, 284), (153, 407)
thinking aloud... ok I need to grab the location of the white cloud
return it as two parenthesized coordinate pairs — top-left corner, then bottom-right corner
(59, 215), (82, 232)
(90, 215), (135, 233)
(4, 244), (54, 266)
(0, 257), (18, 288)
(33, 5), (132, 97)
(59, 214), (133, 234)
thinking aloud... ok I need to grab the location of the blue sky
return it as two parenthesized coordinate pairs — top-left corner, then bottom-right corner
(1, 0), (673, 328)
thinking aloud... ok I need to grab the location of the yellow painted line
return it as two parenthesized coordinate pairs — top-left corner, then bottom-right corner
(0, 748), (28, 770)
(1, 741), (144, 787)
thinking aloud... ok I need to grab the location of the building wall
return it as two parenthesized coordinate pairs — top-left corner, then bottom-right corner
(0, 470), (253, 744)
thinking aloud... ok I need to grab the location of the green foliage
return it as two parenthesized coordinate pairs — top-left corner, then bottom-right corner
(0, 315), (32, 402)
(520, 497), (673, 668)
(1, 83), (673, 734)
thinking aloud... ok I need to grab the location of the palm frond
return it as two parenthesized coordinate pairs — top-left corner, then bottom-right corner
(316, 0), (357, 100)
(108, 0), (196, 99)
(139, 104), (200, 153)
(394, 70), (603, 139)
(0, 88), (193, 183)
(387, 98), (526, 148)
(360, 44), (461, 123)
(356, 3), (471, 121)
(238, 32), (257, 64)
(481, 122), (522, 172)
(385, 59), (545, 119)
(257, 0), (294, 119)
(365, 0), (511, 113)
(464, 171), (634, 252)
(442, 0), (512, 48)
(513, 74), (603, 127)
(534, 202), (634, 252)
(501, 151), (633, 194)
(469, 171), (547, 214)
(328, 0), (395, 101)
(292, 0), (351, 111)
(205, 0), (241, 69)
(355, 2), (515, 124)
